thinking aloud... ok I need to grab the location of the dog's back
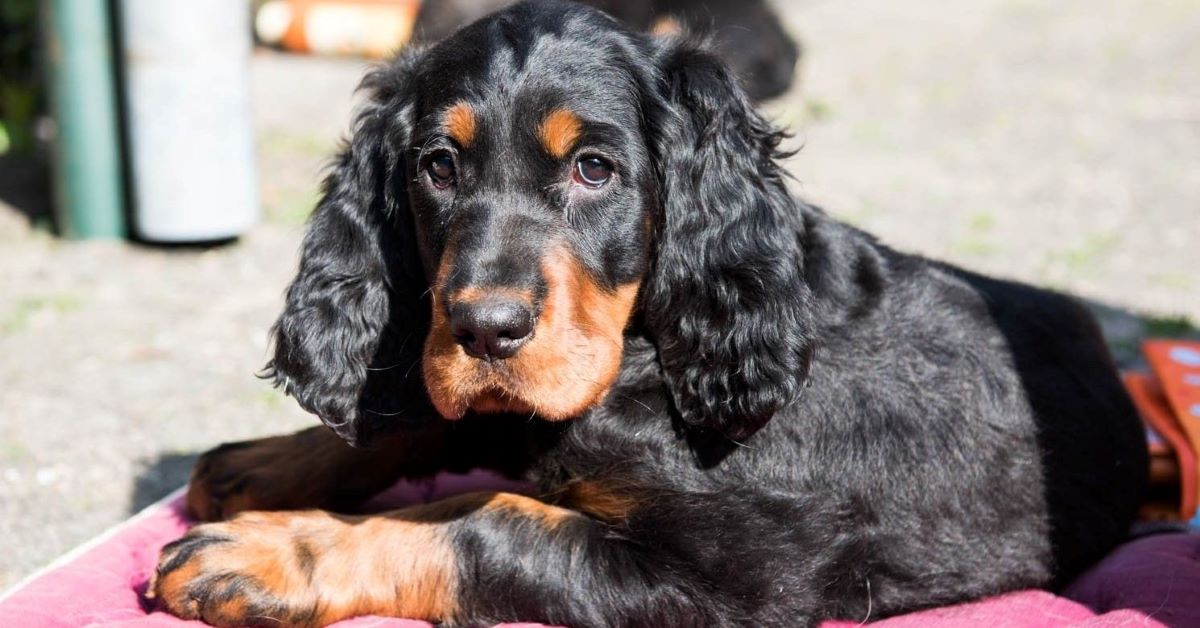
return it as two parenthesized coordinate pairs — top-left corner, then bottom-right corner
(948, 267), (1147, 584)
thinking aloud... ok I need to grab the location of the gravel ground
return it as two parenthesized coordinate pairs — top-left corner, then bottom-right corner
(1, 0), (1197, 594)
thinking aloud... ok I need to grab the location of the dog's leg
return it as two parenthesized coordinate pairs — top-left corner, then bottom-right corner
(186, 415), (543, 521)
(185, 423), (454, 521)
(152, 491), (726, 627)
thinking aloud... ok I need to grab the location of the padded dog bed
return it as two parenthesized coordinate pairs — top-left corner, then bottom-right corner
(0, 470), (1189, 627)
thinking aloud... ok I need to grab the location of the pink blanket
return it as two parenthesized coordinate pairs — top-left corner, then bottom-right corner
(0, 471), (1162, 627)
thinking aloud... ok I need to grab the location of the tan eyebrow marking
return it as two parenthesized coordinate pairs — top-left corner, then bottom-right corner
(650, 16), (683, 37)
(539, 108), (583, 159)
(443, 102), (476, 147)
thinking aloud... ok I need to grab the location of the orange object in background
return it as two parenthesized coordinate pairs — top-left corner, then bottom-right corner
(1143, 340), (1200, 519)
(1126, 371), (1197, 520)
(256, 0), (422, 58)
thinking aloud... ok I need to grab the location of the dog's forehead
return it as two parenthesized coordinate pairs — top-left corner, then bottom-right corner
(414, 5), (642, 130)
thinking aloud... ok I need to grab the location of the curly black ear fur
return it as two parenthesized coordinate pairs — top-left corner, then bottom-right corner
(264, 52), (430, 447)
(643, 41), (815, 442)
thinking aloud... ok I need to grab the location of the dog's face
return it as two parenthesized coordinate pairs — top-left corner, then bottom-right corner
(268, 1), (815, 446)
(408, 20), (656, 419)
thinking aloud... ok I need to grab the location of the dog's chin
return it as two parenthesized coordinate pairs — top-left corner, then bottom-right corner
(423, 360), (616, 422)
(465, 389), (536, 416)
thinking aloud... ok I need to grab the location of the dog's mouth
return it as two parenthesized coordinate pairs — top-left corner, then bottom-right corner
(448, 373), (541, 418)
(421, 319), (623, 420)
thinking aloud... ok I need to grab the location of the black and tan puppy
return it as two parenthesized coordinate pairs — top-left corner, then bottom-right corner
(151, 2), (1146, 626)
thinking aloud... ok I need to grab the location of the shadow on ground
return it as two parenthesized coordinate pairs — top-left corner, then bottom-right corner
(0, 155), (52, 229)
(130, 452), (198, 514)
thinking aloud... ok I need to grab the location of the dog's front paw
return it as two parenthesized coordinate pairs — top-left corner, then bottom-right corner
(150, 512), (334, 626)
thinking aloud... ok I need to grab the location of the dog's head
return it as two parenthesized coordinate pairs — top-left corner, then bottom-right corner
(266, 1), (814, 446)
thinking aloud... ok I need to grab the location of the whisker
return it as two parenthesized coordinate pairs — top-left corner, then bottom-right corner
(404, 358), (422, 380)
(856, 578), (873, 626)
(365, 408), (407, 417)
(367, 362), (404, 371)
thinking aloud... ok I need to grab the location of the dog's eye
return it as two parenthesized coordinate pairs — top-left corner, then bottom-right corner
(428, 152), (456, 189)
(573, 156), (612, 188)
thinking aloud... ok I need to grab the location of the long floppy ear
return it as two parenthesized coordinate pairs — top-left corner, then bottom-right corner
(643, 41), (815, 442)
(265, 52), (430, 447)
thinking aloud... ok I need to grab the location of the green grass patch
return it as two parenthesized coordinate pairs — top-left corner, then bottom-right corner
(803, 98), (834, 123)
(1144, 314), (1197, 338)
(949, 236), (999, 258)
(1062, 231), (1121, 271)
(263, 185), (321, 227)
(0, 439), (30, 464)
(1039, 231), (1122, 281)
(254, 387), (287, 408)
(1, 293), (83, 335)
(966, 211), (996, 233)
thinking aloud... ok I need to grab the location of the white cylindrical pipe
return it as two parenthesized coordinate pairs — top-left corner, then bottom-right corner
(120, 0), (259, 242)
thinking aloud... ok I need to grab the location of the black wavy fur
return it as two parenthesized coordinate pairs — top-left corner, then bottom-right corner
(264, 51), (433, 446)
(643, 43), (815, 442)
(258, 2), (1146, 625)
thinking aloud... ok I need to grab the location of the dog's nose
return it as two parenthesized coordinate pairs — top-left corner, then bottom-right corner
(449, 299), (535, 360)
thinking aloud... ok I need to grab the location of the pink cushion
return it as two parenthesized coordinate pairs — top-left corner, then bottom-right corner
(822, 591), (1154, 627)
(1064, 532), (1200, 625)
(0, 471), (1166, 627)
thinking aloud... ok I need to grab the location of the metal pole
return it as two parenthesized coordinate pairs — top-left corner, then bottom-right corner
(43, 0), (127, 239)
